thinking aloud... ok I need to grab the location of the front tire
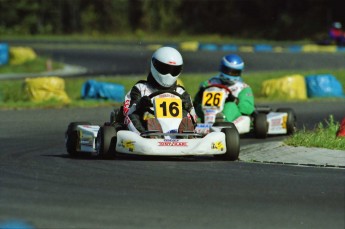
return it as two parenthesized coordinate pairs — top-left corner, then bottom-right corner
(213, 122), (236, 129)
(65, 122), (91, 157)
(96, 125), (117, 159)
(215, 127), (240, 161)
(253, 113), (268, 139)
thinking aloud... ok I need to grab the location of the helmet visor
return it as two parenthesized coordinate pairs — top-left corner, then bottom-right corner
(152, 58), (183, 77)
(221, 65), (242, 76)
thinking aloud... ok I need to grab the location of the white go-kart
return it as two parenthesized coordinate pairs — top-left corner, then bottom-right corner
(65, 91), (240, 160)
(194, 84), (296, 138)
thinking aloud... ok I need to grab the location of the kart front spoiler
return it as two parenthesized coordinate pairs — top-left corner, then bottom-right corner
(116, 130), (227, 156)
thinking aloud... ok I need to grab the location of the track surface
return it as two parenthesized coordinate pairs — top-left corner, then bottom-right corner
(1, 45), (345, 229)
(35, 48), (345, 75)
(1, 103), (344, 229)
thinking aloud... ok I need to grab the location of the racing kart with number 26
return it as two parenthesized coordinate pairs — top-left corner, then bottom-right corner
(194, 84), (297, 138)
(65, 90), (241, 161)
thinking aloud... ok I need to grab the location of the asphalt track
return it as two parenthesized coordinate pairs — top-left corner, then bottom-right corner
(0, 44), (344, 229)
(35, 47), (345, 75)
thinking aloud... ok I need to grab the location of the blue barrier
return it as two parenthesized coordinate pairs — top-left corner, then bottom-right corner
(305, 74), (344, 98)
(287, 45), (302, 52)
(150, 42), (344, 53)
(220, 44), (238, 52)
(337, 46), (345, 52)
(199, 43), (219, 51)
(81, 80), (125, 102)
(254, 44), (273, 52)
(0, 43), (9, 65)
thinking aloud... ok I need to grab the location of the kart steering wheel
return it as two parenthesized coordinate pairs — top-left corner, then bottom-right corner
(148, 90), (183, 99)
(204, 84), (232, 93)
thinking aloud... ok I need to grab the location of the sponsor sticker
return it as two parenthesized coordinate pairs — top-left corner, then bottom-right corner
(270, 118), (281, 126)
(211, 141), (224, 151)
(120, 140), (135, 152)
(158, 139), (188, 147)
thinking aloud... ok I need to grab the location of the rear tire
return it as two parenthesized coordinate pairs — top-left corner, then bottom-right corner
(276, 108), (297, 135)
(215, 127), (240, 161)
(96, 125), (117, 159)
(253, 113), (268, 139)
(65, 122), (91, 157)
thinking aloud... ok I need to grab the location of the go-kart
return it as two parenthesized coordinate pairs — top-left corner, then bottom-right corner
(65, 90), (240, 160)
(194, 84), (296, 138)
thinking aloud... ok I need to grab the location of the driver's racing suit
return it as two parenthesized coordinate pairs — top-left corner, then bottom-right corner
(193, 75), (255, 122)
(122, 73), (196, 134)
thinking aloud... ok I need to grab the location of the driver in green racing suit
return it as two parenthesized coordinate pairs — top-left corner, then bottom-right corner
(193, 54), (255, 122)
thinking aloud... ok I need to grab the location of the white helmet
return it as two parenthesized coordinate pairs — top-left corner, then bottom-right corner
(150, 47), (183, 88)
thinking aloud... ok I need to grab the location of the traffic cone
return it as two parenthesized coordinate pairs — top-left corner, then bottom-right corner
(336, 117), (345, 137)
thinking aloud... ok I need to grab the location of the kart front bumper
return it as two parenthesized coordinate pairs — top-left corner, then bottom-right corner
(116, 130), (227, 156)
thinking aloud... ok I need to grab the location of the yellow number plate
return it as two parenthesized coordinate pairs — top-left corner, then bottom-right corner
(155, 97), (182, 119)
(202, 91), (224, 107)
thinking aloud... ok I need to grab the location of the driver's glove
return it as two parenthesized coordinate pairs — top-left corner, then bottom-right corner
(181, 92), (193, 112)
(226, 93), (239, 105)
(136, 96), (153, 112)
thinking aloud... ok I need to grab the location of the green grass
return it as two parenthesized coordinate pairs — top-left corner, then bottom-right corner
(284, 116), (345, 150)
(2, 33), (312, 46)
(0, 57), (63, 74)
(1, 68), (345, 109)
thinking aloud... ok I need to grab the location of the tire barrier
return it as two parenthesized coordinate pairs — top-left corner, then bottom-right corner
(24, 77), (71, 103)
(175, 41), (345, 53)
(81, 80), (125, 102)
(306, 74), (345, 98)
(9, 46), (37, 65)
(261, 74), (344, 99)
(0, 43), (9, 65)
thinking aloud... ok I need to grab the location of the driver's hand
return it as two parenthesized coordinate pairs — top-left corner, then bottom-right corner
(226, 93), (239, 105)
(181, 92), (193, 112)
(136, 96), (153, 111)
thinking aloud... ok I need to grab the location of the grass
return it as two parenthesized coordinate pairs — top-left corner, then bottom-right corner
(284, 115), (345, 150)
(2, 33), (312, 46)
(0, 58), (345, 109)
(0, 57), (63, 74)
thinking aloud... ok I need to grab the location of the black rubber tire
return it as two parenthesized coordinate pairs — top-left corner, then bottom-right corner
(276, 108), (297, 135)
(215, 127), (240, 161)
(65, 122), (91, 157)
(254, 113), (268, 139)
(110, 110), (116, 123)
(97, 125), (117, 159)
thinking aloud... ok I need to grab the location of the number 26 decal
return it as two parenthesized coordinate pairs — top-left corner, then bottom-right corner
(202, 92), (224, 107)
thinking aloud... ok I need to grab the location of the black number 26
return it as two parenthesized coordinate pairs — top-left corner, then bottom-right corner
(205, 93), (221, 106)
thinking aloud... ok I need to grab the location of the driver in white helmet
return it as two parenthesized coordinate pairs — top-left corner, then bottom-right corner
(121, 46), (196, 134)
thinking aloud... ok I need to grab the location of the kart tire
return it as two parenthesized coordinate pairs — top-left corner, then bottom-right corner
(110, 110), (116, 123)
(66, 122), (91, 157)
(97, 125), (117, 159)
(254, 113), (268, 139)
(215, 127), (240, 161)
(276, 108), (297, 135)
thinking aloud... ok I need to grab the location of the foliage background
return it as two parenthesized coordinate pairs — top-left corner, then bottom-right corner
(1, 0), (345, 40)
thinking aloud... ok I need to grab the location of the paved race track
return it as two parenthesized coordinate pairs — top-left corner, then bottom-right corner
(1, 103), (344, 229)
(35, 48), (345, 76)
(0, 44), (345, 229)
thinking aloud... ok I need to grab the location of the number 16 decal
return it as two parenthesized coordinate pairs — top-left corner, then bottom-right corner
(155, 97), (182, 119)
